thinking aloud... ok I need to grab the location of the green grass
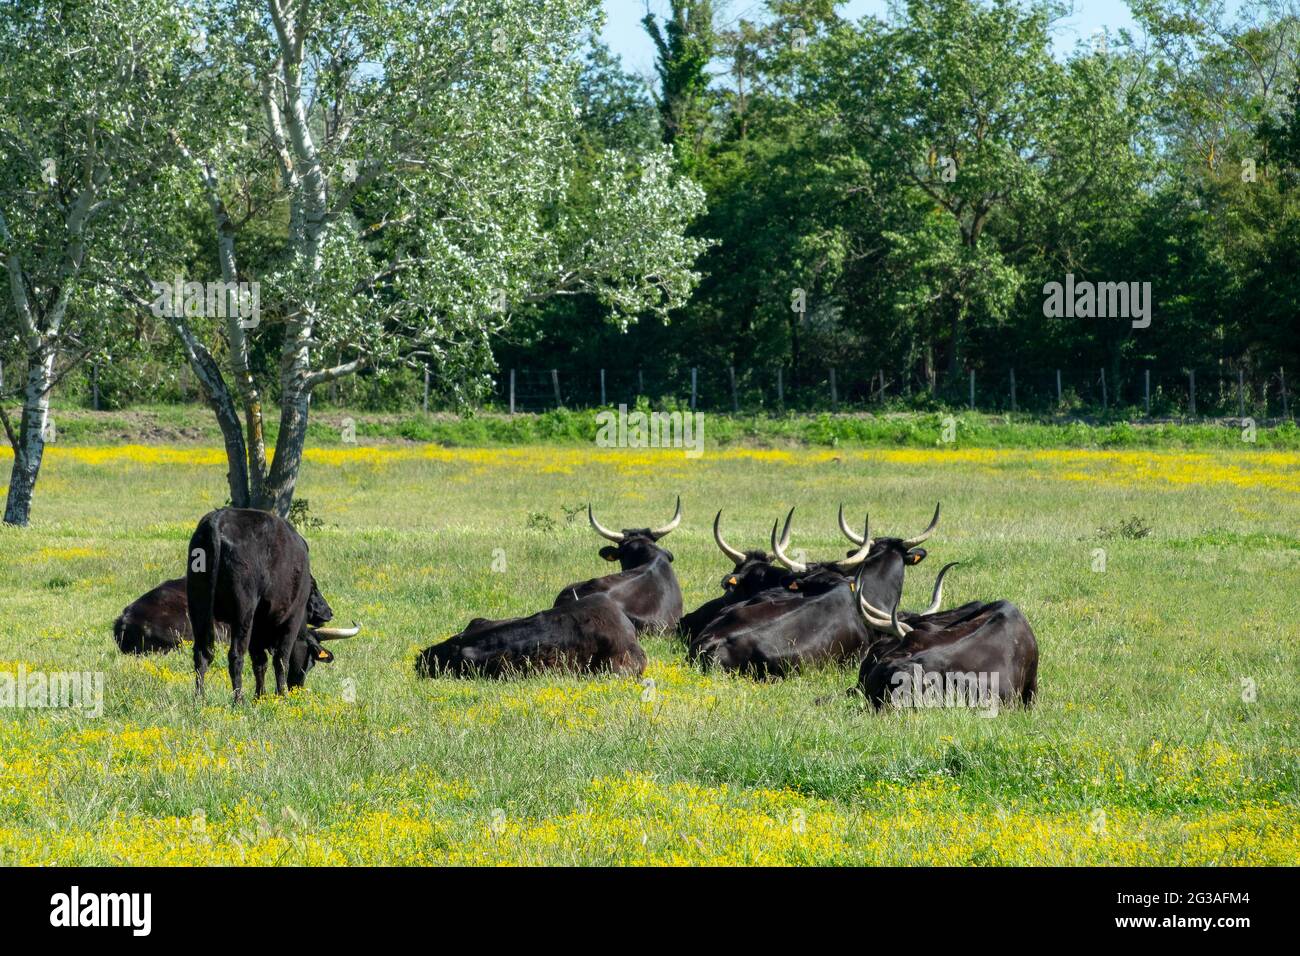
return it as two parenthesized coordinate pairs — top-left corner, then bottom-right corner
(0, 438), (1297, 864)
(38, 402), (1300, 450)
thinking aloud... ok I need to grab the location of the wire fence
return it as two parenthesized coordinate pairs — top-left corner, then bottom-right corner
(491, 364), (1296, 420)
(5, 355), (1293, 421)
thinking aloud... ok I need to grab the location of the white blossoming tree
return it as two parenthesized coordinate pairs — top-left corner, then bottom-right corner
(154, 0), (708, 514)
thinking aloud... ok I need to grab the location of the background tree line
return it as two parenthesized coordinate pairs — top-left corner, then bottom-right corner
(501, 0), (1299, 414)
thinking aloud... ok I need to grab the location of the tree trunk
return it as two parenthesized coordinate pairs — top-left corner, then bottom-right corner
(209, 383), (253, 508)
(789, 311), (802, 390)
(258, 382), (311, 517)
(185, 347), (252, 508)
(946, 296), (965, 379)
(158, 308), (252, 507)
(3, 348), (55, 526)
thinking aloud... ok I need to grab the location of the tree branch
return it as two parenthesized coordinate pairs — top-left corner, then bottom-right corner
(304, 357), (367, 390)
(0, 402), (18, 454)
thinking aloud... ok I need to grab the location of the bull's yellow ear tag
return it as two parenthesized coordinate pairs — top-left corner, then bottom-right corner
(727, 576), (738, 586)
(315, 647), (333, 662)
(849, 582), (857, 592)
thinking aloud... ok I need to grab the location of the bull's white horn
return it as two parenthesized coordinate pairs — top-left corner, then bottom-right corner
(857, 584), (893, 628)
(919, 562), (959, 616)
(312, 623), (361, 640)
(650, 496), (683, 538)
(588, 504), (625, 542)
(858, 589), (911, 637)
(770, 511), (806, 573)
(713, 510), (746, 563)
(902, 502), (941, 548)
(854, 566), (893, 627)
(838, 503), (871, 546)
(834, 517), (874, 569)
(888, 600), (912, 638)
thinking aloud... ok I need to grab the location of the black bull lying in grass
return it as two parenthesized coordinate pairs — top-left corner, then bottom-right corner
(687, 505), (942, 677)
(851, 568), (1039, 709)
(415, 500), (940, 681)
(676, 510), (791, 641)
(414, 592), (646, 678)
(416, 499), (687, 678)
(113, 576), (360, 689)
(552, 498), (684, 632)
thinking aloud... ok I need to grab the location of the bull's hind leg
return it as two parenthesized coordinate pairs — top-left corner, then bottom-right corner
(272, 643), (289, 695)
(249, 645), (269, 698)
(1021, 651), (1039, 708)
(228, 613), (254, 704)
(193, 641), (213, 701)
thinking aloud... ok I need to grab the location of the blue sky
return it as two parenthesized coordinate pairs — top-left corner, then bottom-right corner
(599, 0), (1144, 77)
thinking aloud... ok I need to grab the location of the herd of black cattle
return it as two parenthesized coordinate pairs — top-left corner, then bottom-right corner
(112, 499), (1039, 708)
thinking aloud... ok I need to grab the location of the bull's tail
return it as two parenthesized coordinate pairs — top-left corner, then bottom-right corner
(112, 614), (128, 653)
(1022, 653), (1038, 708)
(187, 513), (221, 668)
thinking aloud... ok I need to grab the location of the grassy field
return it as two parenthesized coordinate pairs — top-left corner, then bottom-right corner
(40, 402), (1300, 450)
(1, 437), (1298, 864)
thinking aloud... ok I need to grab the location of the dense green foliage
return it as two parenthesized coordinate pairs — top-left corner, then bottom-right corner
(501, 0), (1300, 415)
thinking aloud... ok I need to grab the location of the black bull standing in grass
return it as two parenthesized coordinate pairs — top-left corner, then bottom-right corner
(187, 508), (342, 701)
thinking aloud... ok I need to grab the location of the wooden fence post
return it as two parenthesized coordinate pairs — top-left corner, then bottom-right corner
(776, 368), (784, 411)
(729, 366), (738, 413)
(423, 367), (430, 413)
(829, 368), (838, 411)
(969, 369), (975, 410)
(1100, 368), (1107, 411)
(1055, 369), (1062, 408)
(1144, 368), (1150, 416)
(690, 367), (697, 412)
(551, 369), (561, 407)
(600, 368), (606, 406)
(1281, 367), (1290, 419)
(1189, 369), (1196, 416)
(509, 369), (516, 415)
(1238, 367), (1245, 418)
(91, 362), (100, 411)
(1009, 368), (1017, 412)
